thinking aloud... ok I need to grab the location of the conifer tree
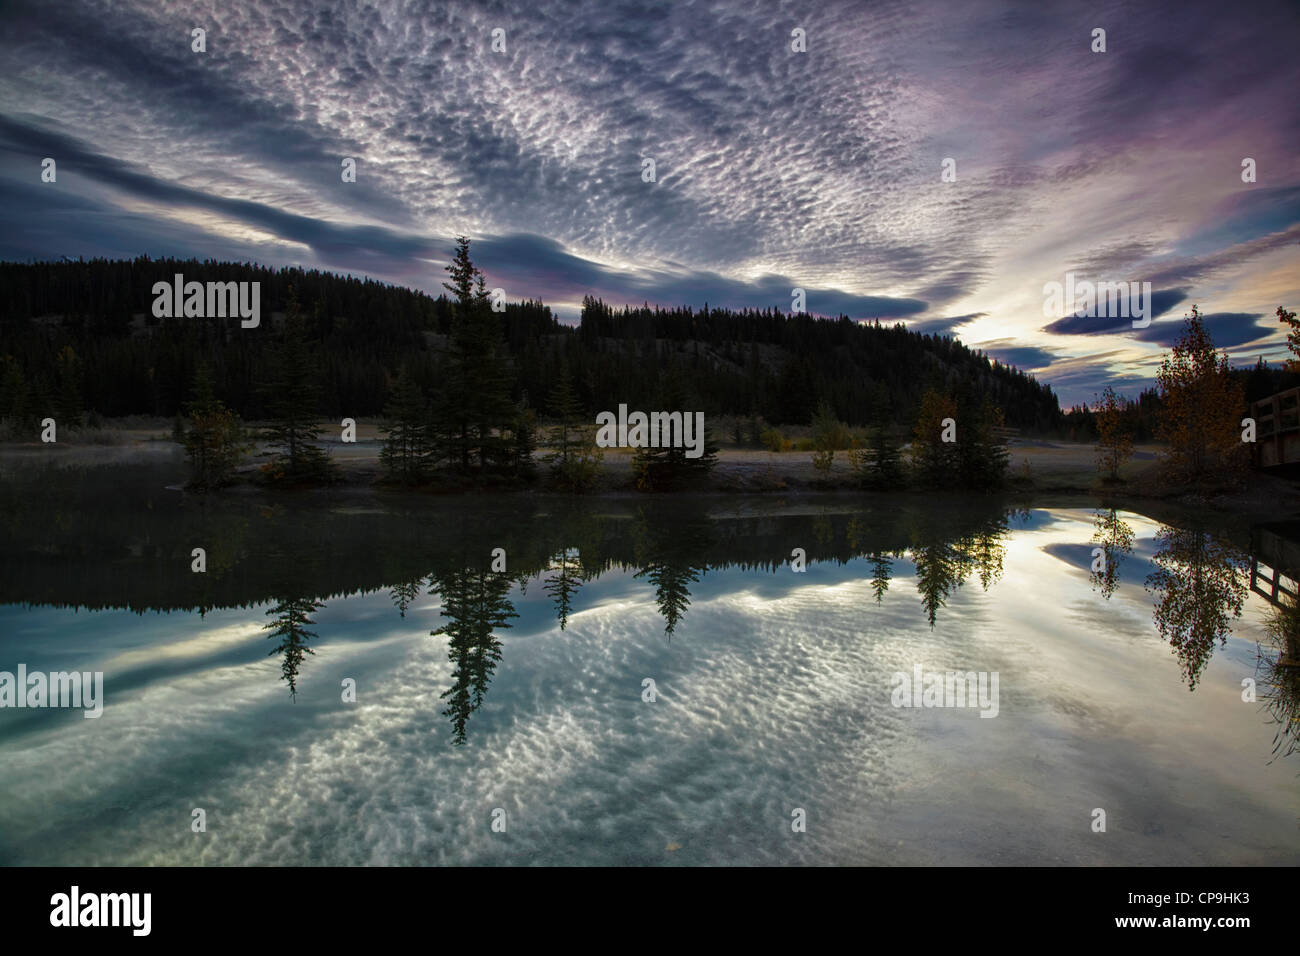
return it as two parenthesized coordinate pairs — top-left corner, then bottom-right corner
(544, 361), (584, 470)
(390, 579), (422, 618)
(508, 399), (538, 481)
(632, 369), (719, 491)
(432, 237), (515, 474)
(380, 365), (431, 484)
(955, 391), (1009, 490)
(54, 346), (83, 430)
(868, 417), (905, 488)
(0, 357), (28, 436)
(544, 362), (603, 490)
(27, 374), (52, 437)
(853, 406), (906, 489)
(261, 287), (332, 483)
(633, 513), (710, 637)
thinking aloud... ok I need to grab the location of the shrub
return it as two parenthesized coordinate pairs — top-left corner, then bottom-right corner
(760, 426), (785, 452)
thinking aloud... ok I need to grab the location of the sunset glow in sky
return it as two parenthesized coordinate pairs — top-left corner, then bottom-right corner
(2, 0), (1298, 403)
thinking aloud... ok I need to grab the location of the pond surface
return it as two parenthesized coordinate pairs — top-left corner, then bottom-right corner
(0, 459), (1296, 865)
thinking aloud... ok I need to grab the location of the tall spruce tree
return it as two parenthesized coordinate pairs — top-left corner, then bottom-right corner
(432, 237), (515, 474)
(544, 361), (584, 470)
(390, 578), (422, 618)
(867, 416), (905, 488)
(379, 365), (431, 484)
(262, 287), (332, 483)
(954, 387), (1009, 490)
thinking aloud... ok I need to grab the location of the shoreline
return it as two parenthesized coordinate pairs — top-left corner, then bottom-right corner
(2, 425), (1295, 526)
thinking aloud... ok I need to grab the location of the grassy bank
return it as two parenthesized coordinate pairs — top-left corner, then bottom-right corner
(3, 417), (1293, 519)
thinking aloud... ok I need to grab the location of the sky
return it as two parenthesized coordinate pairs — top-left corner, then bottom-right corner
(1, 0), (1298, 405)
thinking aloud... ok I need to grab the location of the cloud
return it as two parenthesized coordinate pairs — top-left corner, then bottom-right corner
(4, 510), (1294, 865)
(896, 312), (985, 338)
(0, 114), (929, 318)
(975, 339), (1057, 370)
(1040, 288), (1189, 335)
(1143, 225), (1300, 289)
(1134, 312), (1278, 349)
(0, 0), (1296, 405)
(1029, 351), (1152, 403)
(0, 115), (439, 270)
(474, 233), (928, 318)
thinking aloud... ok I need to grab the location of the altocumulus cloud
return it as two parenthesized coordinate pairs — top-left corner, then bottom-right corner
(0, 0), (1297, 399)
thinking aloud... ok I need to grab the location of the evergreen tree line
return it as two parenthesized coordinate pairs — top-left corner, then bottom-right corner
(0, 254), (1062, 436)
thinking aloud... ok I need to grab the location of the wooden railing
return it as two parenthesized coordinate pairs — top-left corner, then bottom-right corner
(1252, 387), (1300, 466)
(1251, 558), (1298, 608)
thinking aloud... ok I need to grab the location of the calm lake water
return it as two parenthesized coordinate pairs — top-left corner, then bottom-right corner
(0, 456), (1296, 865)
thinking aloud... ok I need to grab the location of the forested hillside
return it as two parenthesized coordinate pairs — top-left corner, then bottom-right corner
(0, 257), (1062, 431)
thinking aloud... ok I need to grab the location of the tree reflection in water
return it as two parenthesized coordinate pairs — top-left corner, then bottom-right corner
(543, 548), (583, 632)
(632, 509), (712, 639)
(180, 498), (1300, 754)
(1260, 590), (1300, 761)
(908, 513), (1008, 628)
(1145, 523), (1247, 690)
(1089, 507), (1134, 600)
(429, 567), (518, 745)
(263, 595), (323, 699)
